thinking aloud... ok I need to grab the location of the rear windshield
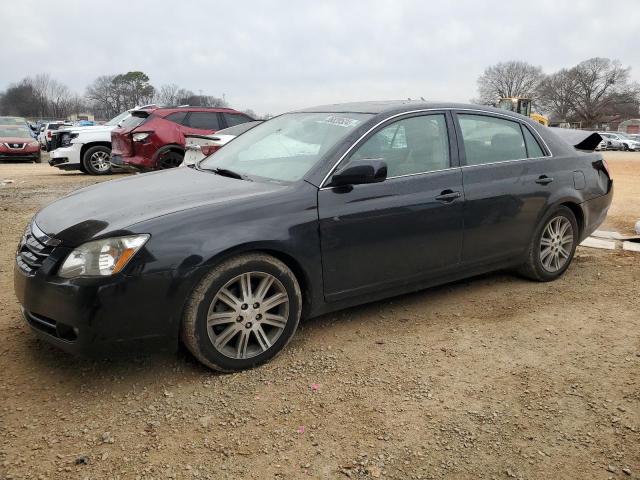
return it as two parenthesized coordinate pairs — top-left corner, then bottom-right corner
(119, 113), (148, 130)
(47, 124), (62, 130)
(106, 111), (132, 126)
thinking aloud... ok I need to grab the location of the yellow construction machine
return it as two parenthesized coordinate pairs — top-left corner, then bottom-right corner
(497, 97), (549, 126)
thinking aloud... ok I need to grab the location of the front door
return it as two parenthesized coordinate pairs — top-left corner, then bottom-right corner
(318, 112), (464, 301)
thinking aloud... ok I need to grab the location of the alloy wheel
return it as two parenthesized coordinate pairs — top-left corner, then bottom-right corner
(539, 216), (574, 272)
(90, 151), (111, 172)
(207, 272), (289, 359)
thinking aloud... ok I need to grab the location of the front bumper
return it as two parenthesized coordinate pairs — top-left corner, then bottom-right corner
(49, 144), (82, 170)
(14, 261), (181, 356)
(110, 153), (149, 172)
(0, 151), (40, 161)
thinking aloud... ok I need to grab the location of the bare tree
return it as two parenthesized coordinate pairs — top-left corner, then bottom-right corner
(86, 75), (119, 118)
(156, 83), (180, 105)
(476, 61), (545, 104)
(568, 57), (637, 127)
(537, 69), (578, 121)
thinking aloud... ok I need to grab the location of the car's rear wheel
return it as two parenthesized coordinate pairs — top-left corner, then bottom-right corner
(519, 206), (579, 282)
(182, 253), (302, 372)
(157, 150), (184, 169)
(82, 146), (112, 175)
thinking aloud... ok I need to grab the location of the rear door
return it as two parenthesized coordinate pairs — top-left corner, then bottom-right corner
(318, 112), (464, 301)
(453, 112), (563, 264)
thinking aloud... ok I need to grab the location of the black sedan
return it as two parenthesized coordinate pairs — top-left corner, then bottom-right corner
(14, 101), (613, 371)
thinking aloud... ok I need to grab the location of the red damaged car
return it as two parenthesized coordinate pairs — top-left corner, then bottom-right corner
(110, 106), (254, 170)
(0, 125), (41, 163)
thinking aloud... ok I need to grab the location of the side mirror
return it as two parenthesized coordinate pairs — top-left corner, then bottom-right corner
(331, 158), (387, 187)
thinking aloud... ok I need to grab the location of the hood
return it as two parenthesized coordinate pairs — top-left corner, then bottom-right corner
(1, 137), (38, 144)
(34, 168), (285, 245)
(62, 125), (115, 134)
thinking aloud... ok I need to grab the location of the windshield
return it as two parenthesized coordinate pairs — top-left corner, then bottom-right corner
(0, 127), (33, 138)
(106, 111), (132, 126)
(199, 112), (372, 182)
(0, 117), (26, 125)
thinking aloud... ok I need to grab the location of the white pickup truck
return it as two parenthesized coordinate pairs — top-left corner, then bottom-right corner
(48, 106), (155, 175)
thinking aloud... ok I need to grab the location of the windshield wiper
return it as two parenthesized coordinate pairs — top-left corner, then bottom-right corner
(210, 167), (250, 181)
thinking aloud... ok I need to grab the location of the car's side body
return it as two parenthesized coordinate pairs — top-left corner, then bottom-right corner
(14, 101), (613, 357)
(48, 125), (116, 171)
(110, 107), (255, 171)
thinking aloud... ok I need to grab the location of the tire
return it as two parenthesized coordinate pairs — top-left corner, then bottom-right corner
(182, 253), (302, 372)
(82, 145), (112, 175)
(518, 206), (579, 282)
(33, 153), (42, 164)
(157, 150), (184, 169)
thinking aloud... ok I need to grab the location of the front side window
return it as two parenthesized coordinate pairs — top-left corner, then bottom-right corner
(458, 114), (527, 165)
(350, 114), (450, 177)
(199, 112), (372, 182)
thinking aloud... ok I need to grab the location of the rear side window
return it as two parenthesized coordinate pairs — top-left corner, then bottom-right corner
(522, 127), (546, 158)
(186, 112), (220, 130)
(223, 113), (253, 127)
(458, 114), (526, 165)
(165, 112), (188, 125)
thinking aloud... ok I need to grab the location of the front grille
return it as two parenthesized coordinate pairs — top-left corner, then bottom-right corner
(49, 132), (62, 151)
(5, 142), (25, 149)
(16, 223), (59, 276)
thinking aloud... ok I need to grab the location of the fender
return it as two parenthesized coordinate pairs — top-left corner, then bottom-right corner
(535, 185), (586, 236)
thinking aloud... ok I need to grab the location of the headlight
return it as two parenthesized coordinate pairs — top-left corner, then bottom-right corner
(58, 235), (149, 278)
(132, 132), (151, 142)
(29, 141), (39, 147)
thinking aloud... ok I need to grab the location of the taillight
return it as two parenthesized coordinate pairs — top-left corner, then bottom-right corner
(592, 158), (611, 179)
(47, 131), (51, 138)
(201, 145), (221, 156)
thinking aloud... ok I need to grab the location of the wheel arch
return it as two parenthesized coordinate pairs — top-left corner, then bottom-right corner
(188, 242), (316, 320)
(80, 141), (111, 162)
(151, 143), (185, 165)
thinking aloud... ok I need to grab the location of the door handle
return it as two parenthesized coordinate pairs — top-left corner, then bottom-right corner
(435, 190), (462, 203)
(536, 175), (554, 185)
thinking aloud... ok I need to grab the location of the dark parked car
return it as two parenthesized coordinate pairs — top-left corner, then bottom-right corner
(14, 101), (613, 371)
(110, 106), (254, 171)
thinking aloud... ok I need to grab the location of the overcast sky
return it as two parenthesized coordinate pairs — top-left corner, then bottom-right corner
(2, 0), (639, 116)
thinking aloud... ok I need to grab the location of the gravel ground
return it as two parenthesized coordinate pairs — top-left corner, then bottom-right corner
(0, 153), (638, 480)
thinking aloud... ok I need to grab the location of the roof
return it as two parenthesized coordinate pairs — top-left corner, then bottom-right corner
(293, 100), (522, 118)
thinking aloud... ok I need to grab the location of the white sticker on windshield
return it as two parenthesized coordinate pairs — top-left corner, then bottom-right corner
(317, 115), (361, 128)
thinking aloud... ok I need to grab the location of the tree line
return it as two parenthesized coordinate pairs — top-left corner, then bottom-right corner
(0, 71), (233, 120)
(476, 57), (639, 127)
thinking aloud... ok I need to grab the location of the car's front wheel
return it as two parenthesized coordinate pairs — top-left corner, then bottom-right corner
(519, 206), (579, 282)
(182, 253), (302, 372)
(82, 145), (112, 175)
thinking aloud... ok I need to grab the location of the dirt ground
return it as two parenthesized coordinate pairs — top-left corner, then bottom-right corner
(0, 153), (638, 480)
